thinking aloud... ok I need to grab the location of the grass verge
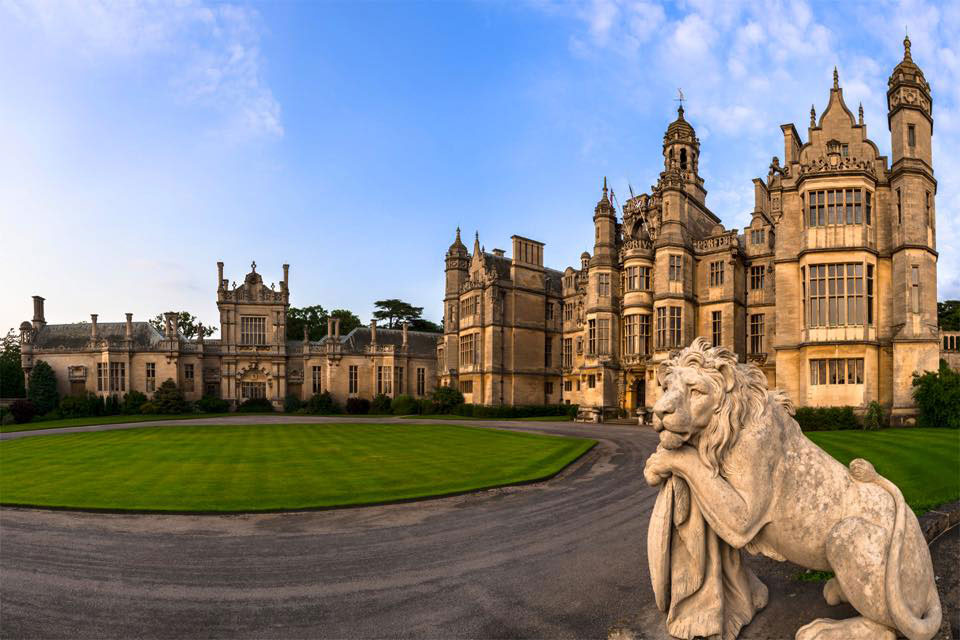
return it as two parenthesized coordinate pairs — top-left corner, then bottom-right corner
(808, 427), (959, 515)
(0, 423), (595, 512)
(0, 413), (235, 433)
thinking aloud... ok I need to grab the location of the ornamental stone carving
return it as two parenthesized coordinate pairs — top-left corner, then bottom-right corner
(644, 339), (941, 640)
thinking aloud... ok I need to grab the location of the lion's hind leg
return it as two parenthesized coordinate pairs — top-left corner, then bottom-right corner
(795, 616), (895, 640)
(794, 516), (896, 639)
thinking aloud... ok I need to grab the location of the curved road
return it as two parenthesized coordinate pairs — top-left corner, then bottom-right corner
(2, 417), (666, 639)
(2, 417), (955, 639)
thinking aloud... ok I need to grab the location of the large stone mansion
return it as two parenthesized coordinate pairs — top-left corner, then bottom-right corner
(439, 37), (943, 424)
(18, 262), (438, 407)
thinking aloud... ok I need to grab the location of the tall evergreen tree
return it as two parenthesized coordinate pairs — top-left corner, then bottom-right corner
(27, 360), (59, 415)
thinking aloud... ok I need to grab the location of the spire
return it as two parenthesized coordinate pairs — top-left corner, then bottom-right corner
(447, 226), (467, 256)
(858, 102), (864, 125)
(473, 231), (481, 256)
(455, 226), (461, 242)
(602, 176), (609, 201)
(810, 105), (816, 127)
(903, 33), (912, 61)
(832, 66), (839, 90)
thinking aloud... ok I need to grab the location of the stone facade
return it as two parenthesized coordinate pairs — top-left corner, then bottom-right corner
(18, 262), (438, 409)
(442, 38), (943, 423)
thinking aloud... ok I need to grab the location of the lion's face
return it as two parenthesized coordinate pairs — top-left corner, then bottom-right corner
(652, 365), (723, 449)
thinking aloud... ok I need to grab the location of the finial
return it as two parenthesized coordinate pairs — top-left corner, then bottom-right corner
(810, 105), (816, 127)
(475, 231), (479, 242)
(674, 88), (685, 115)
(455, 226), (461, 240)
(903, 31), (912, 60)
(251, 260), (257, 272)
(603, 176), (608, 193)
(832, 66), (839, 89)
(858, 102), (864, 125)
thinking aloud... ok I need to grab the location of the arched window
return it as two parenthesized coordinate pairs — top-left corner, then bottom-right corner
(680, 148), (687, 170)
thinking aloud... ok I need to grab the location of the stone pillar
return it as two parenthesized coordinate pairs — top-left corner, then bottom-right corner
(90, 314), (98, 341)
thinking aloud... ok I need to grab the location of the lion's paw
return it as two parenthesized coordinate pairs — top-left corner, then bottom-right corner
(795, 617), (895, 640)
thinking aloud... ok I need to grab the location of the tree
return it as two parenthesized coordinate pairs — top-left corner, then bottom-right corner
(1, 329), (25, 398)
(408, 318), (442, 333)
(330, 309), (362, 336)
(27, 360), (59, 415)
(149, 312), (217, 339)
(153, 379), (187, 414)
(373, 299), (425, 329)
(912, 359), (960, 429)
(938, 300), (960, 331)
(287, 305), (328, 341)
(287, 306), (362, 341)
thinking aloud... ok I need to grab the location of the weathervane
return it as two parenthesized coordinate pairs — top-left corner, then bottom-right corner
(675, 88), (685, 109)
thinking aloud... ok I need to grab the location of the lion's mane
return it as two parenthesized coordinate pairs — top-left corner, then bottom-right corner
(659, 338), (795, 476)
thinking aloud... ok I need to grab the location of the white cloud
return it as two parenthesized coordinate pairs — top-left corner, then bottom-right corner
(3, 0), (282, 140)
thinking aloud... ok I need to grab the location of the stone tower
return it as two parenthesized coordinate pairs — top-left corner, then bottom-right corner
(886, 35), (940, 420)
(442, 228), (469, 381)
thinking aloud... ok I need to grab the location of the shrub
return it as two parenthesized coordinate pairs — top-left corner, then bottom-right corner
(392, 394), (419, 415)
(27, 360), (59, 416)
(794, 406), (859, 431)
(122, 390), (148, 415)
(105, 394), (121, 415)
(9, 398), (36, 424)
(346, 397), (370, 415)
(429, 386), (464, 414)
(418, 398), (437, 415)
(863, 401), (885, 430)
(196, 395), (230, 413)
(370, 394), (392, 414)
(306, 391), (341, 415)
(283, 394), (302, 414)
(153, 379), (188, 414)
(237, 397), (275, 413)
(140, 401), (157, 414)
(912, 360), (960, 429)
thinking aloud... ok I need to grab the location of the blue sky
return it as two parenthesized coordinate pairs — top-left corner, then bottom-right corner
(2, 0), (958, 335)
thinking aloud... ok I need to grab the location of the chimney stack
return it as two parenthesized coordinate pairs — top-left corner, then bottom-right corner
(402, 321), (409, 347)
(370, 319), (377, 347)
(217, 261), (225, 290)
(282, 263), (289, 291)
(327, 317), (334, 339)
(32, 296), (46, 329)
(125, 313), (133, 340)
(91, 314), (99, 341)
(334, 317), (341, 338)
(303, 325), (309, 343)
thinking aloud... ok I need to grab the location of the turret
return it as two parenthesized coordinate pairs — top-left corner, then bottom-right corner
(444, 227), (469, 336)
(662, 105), (706, 203)
(592, 177), (618, 267)
(888, 35), (932, 167)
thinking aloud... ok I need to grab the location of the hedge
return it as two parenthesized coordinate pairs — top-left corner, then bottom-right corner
(793, 406), (860, 431)
(452, 403), (579, 419)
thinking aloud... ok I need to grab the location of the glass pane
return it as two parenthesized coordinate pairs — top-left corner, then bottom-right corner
(838, 359), (846, 384)
(829, 359), (837, 384)
(819, 360), (827, 383)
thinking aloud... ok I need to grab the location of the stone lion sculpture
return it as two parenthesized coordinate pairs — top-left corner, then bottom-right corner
(643, 338), (941, 640)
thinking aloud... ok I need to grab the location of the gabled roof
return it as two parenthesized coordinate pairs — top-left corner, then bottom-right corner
(32, 322), (165, 350)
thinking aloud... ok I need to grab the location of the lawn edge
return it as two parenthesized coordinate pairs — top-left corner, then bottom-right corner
(0, 440), (598, 516)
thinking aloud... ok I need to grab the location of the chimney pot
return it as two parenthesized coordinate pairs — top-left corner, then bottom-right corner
(334, 317), (341, 338)
(402, 321), (409, 346)
(217, 261), (224, 290)
(282, 264), (290, 290)
(327, 317), (334, 339)
(91, 314), (99, 340)
(125, 313), (133, 339)
(370, 319), (377, 346)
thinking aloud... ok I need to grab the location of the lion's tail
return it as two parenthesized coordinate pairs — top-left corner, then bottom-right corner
(848, 459), (941, 640)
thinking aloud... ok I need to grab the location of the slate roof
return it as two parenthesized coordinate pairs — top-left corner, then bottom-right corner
(333, 327), (439, 357)
(32, 322), (165, 350)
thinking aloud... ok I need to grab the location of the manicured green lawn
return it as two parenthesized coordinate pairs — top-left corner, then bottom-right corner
(0, 423), (595, 511)
(808, 428), (960, 514)
(400, 414), (573, 422)
(0, 413), (233, 433)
